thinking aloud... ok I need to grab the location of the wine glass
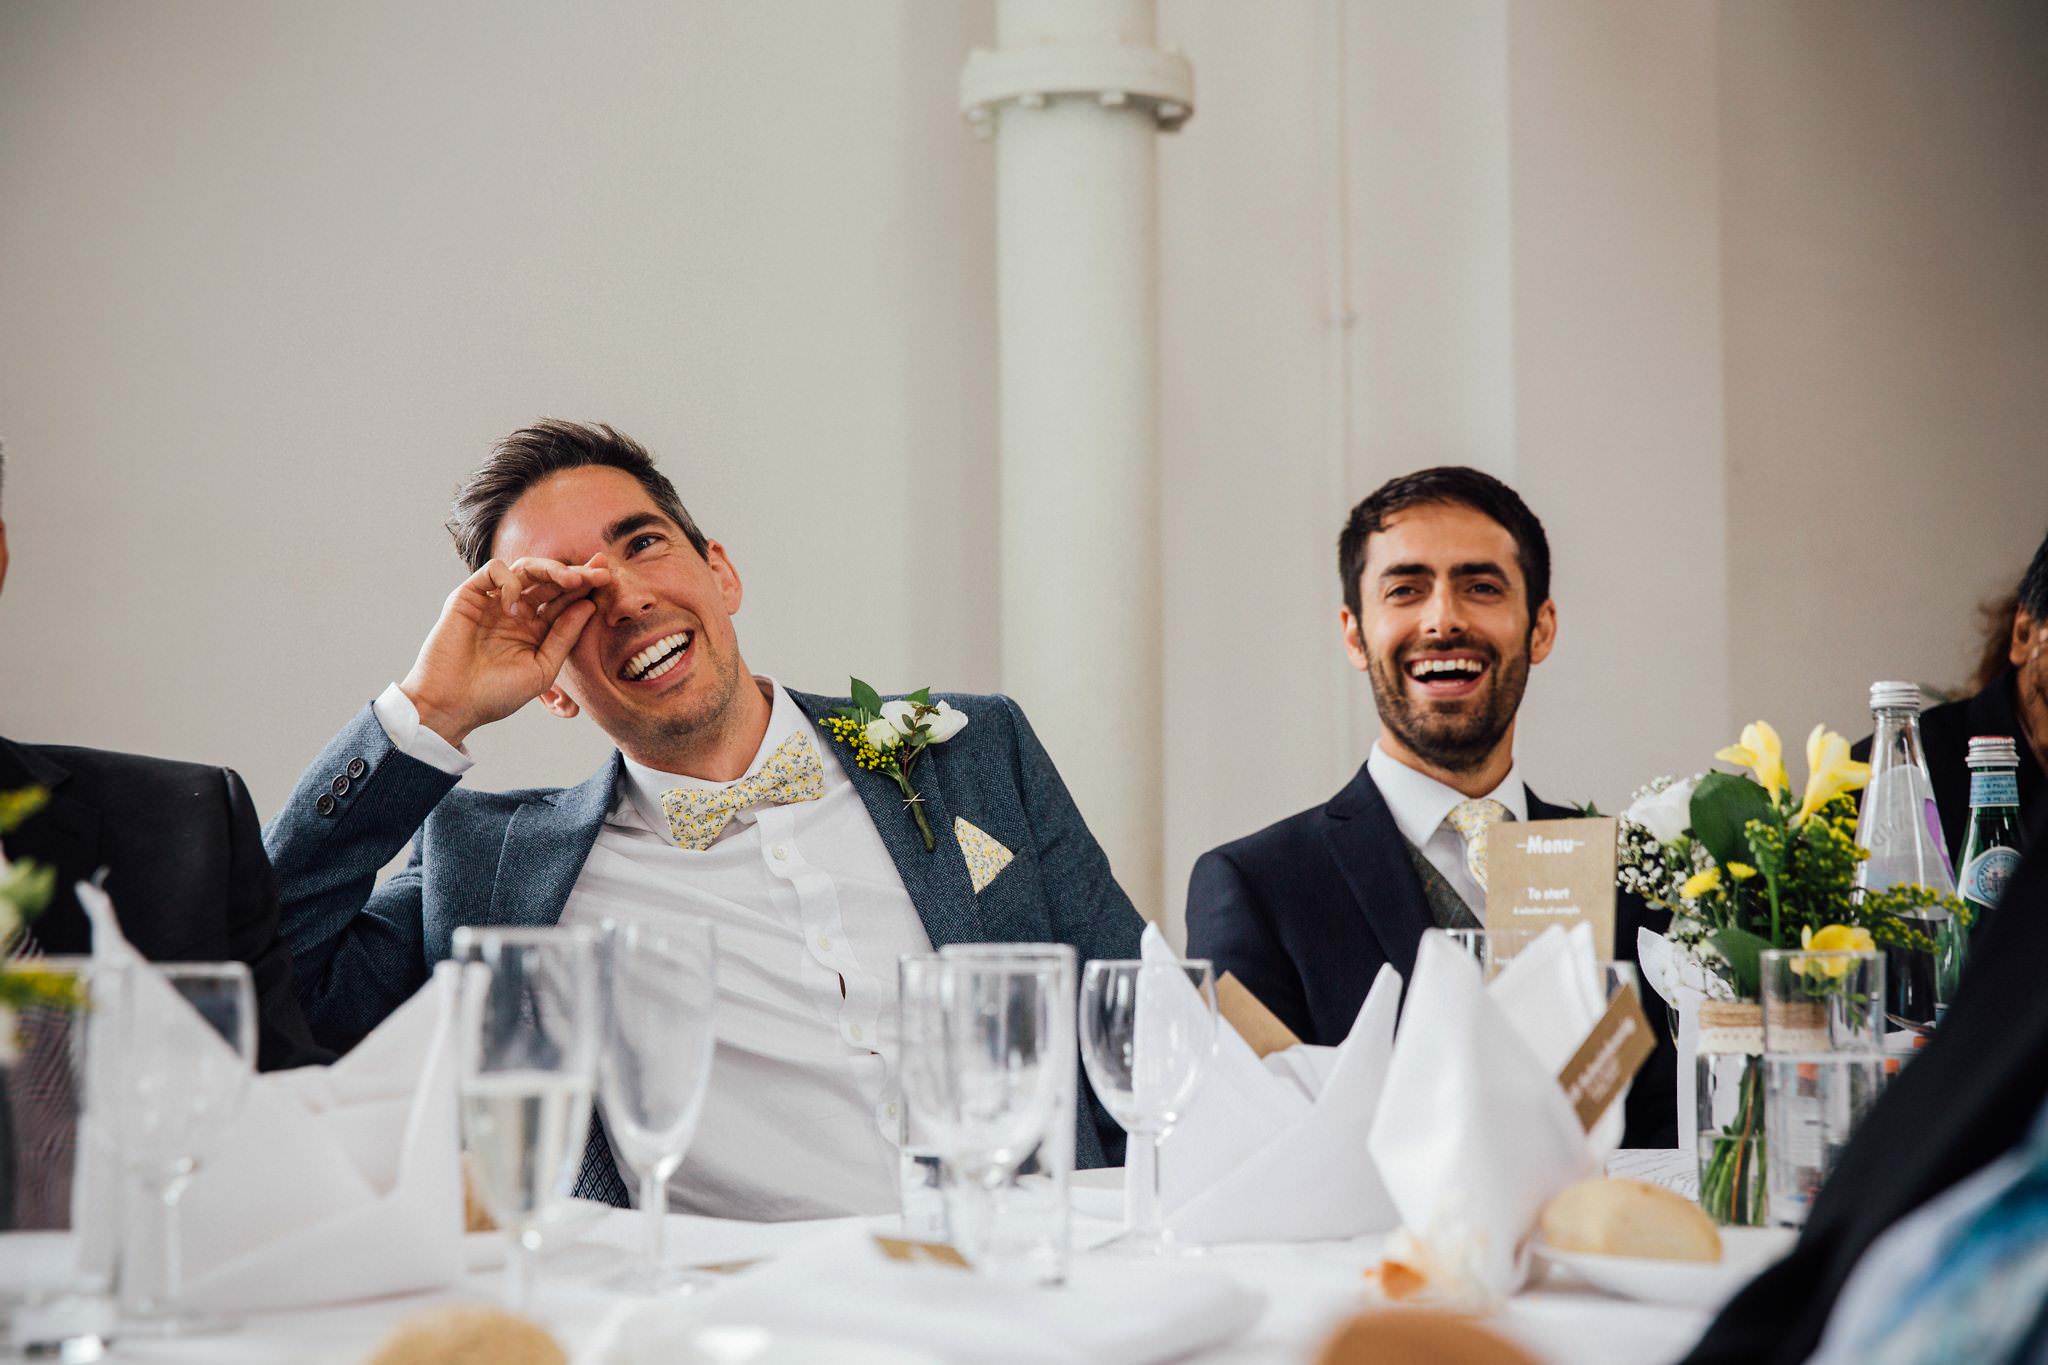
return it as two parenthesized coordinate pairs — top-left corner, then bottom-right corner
(1077, 958), (1217, 1256)
(451, 925), (601, 1313)
(594, 918), (718, 1294)
(114, 961), (256, 1337)
(898, 955), (1062, 1267)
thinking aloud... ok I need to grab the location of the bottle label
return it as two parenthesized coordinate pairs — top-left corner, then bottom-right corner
(1969, 771), (2020, 808)
(1962, 845), (2022, 908)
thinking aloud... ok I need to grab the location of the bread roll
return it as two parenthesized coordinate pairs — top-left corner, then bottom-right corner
(1317, 1311), (1540, 1365)
(1539, 1177), (1722, 1263)
(368, 1307), (566, 1365)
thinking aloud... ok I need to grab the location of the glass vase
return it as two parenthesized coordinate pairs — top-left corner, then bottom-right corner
(1695, 1001), (1767, 1227)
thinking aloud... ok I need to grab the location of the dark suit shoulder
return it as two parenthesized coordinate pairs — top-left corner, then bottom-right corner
(1200, 799), (1335, 874)
(25, 743), (226, 794)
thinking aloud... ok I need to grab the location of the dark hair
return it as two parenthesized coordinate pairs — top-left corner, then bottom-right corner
(2020, 527), (2048, 624)
(1338, 466), (1551, 619)
(447, 420), (709, 571)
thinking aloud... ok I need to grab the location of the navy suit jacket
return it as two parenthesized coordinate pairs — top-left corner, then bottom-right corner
(263, 689), (1144, 1203)
(1185, 761), (1678, 1148)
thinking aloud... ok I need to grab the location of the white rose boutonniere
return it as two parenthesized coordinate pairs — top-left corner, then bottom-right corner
(821, 678), (971, 851)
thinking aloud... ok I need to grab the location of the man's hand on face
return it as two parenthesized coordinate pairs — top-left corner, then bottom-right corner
(399, 555), (613, 747)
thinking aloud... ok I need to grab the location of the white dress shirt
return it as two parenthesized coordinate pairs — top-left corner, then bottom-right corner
(372, 679), (933, 1221)
(1364, 740), (1527, 919)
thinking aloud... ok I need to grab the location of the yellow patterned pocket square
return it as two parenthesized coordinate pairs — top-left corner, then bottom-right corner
(954, 817), (1015, 894)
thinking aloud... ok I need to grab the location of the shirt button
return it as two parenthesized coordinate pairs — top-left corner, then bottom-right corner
(772, 845), (789, 861)
(817, 934), (833, 952)
(849, 1023), (864, 1042)
(886, 1102), (899, 1119)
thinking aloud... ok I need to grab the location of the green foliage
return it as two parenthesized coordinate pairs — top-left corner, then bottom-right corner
(850, 677), (884, 718)
(0, 787), (47, 836)
(1690, 772), (1777, 870)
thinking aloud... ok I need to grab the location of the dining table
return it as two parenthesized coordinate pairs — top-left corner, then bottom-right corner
(86, 1150), (1744, 1365)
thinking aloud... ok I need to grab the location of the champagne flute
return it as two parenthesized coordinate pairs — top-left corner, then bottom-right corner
(594, 918), (718, 1294)
(114, 961), (256, 1337)
(452, 925), (601, 1313)
(1077, 958), (1217, 1256)
(898, 955), (1062, 1267)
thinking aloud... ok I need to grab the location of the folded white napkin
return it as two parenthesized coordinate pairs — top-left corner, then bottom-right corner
(81, 883), (465, 1312)
(1366, 926), (1614, 1301)
(1136, 925), (1400, 1243)
(581, 1223), (1264, 1365)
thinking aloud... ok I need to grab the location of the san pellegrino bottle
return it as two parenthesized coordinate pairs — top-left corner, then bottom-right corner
(1853, 681), (1960, 1024)
(1958, 736), (2024, 926)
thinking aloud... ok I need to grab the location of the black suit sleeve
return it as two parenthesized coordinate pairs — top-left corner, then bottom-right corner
(1615, 889), (1679, 1149)
(1186, 848), (1315, 1044)
(213, 767), (332, 1072)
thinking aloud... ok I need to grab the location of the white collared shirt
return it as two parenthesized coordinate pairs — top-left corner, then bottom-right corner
(1365, 740), (1527, 919)
(373, 679), (933, 1220)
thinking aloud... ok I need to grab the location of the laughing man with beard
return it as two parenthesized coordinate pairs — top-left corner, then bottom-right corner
(1185, 466), (1676, 1148)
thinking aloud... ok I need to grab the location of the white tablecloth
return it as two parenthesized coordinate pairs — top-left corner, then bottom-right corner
(87, 1152), (1724, 1365)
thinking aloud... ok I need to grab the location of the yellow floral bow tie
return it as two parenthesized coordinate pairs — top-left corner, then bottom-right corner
(659, 732), (825, 851)
(1446, 797), (1513, 892)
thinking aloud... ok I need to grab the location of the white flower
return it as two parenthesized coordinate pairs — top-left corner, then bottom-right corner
(863, 718), (902, 752)
(1623, 776), (1697, 845)
(878, 700), (921, 736)
(919, 699), (969, 744)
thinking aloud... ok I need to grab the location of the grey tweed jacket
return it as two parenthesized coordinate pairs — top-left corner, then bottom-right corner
(263, 689), (1144, 1206)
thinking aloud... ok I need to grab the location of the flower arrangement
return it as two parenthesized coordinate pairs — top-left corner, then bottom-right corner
(1618, 721), (1964, 999)
(819, 678), (969, 852)
(1618, 721), (1965, 1225)
(1, 787), (83, 1065)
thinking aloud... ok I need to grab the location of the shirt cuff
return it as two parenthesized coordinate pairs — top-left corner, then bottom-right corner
(373, 683), (475, 777)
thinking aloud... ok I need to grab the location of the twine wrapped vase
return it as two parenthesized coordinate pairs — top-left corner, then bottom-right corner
(1695, 1001), (1767, 1226)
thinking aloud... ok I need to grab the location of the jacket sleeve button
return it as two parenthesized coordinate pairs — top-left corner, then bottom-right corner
(315, 793), (337, 816)
(346, 757), (368, 779)
(331, 775), (351, 797)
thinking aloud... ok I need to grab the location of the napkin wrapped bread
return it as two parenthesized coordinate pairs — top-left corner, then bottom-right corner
(368, 1307), (566, 1365)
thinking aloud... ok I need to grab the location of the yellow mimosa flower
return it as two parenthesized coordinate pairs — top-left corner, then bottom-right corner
(1715, 721), (1788, 801)
(1728, 863), (1758, 880)
(1793, 726), (1872, 824)
(1795, 923), (1876, 978)
(1681, 867), (1722, 900)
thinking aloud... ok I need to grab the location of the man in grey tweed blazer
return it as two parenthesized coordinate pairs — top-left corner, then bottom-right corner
(264, 421), (1143, 1217)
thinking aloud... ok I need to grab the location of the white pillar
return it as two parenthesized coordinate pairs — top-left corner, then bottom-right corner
(962, 1), (1192, 922)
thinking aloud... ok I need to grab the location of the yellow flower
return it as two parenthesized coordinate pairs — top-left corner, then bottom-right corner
(1681, 867), (1722, 900)
(1727, 863), (1758, 880)
(1715, 722), (1788, 801)
(1792, 726), (1871, 824)
(1794, 923), (1876, 978)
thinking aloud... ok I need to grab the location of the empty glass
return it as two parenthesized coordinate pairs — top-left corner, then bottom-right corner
(898, 955), (1063, 1269)
(1761, 947), (1886, 1229)
(451, 925), (601, 1312)
(114, 961), (256, 1338)
(0, 958), (120, 1358)
(1077, 958), (1217, 1256)
(595, 918), (718, 1294)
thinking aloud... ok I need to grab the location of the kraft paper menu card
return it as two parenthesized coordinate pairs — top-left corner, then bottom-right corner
(1485, 817), (1619, 962)
(1217, 971), (1304, 1058)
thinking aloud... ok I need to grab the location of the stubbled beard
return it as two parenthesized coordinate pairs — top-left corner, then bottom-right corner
(587, 639), (748, 760)
(1366, 639), (1530, 775)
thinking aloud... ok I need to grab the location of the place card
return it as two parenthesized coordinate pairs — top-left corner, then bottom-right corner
(872, 1235), (970, 1269)
(1218, 971), (1303, 1057)
(1484, 817), (1619, 963)
(1557, 983), (1655, 1131)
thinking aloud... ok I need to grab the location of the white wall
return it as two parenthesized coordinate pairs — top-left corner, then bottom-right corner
(2, 1), (2041, 940)
(0, 1), (999, 810)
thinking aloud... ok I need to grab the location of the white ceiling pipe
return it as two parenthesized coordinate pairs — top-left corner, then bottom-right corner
(961, 0), (1193, 924)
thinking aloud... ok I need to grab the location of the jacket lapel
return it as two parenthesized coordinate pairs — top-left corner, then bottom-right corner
(1320, 764), (1436, 979)
(482, 756), (622, 929)
(789, 691), (985, 948)
(0, 738), (102, 913)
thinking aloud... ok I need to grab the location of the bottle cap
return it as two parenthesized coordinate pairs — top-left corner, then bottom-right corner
(1869, 680), (1924, 712)
(1966, 736), (2020, 768)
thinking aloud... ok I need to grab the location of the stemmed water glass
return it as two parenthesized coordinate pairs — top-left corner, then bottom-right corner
(1077, 957), (1217, 1256)
(114, 961), (256, 1337)
(594, 918), (718, 1294)
(451, 925), (601, 1313)
(898, 955), (1063, 1266)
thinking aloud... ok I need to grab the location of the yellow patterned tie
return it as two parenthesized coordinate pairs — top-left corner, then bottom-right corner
(659, 732), (826, 850)
(1445, 798), (1513, 893)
